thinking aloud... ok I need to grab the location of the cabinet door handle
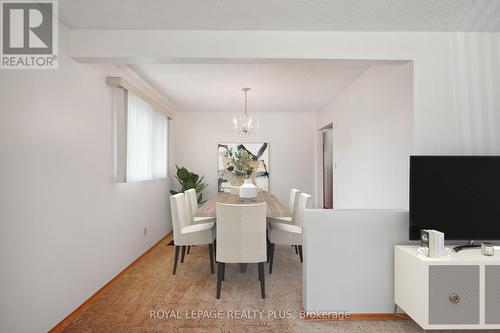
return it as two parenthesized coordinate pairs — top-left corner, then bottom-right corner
(449, 293), (460, 304)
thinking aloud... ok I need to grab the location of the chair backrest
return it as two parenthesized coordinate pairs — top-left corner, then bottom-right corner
(289, 189), (301, 216)
(170, 193), (191, 244)
(216, 202), (267, 263)
(295, 193), (312, 228)
(184, 188), (198, 222)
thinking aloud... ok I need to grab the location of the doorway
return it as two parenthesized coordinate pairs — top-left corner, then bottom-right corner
(322, 124), (333, 209)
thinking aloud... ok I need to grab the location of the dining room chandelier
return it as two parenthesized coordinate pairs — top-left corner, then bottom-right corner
(233, 88), (259, 135)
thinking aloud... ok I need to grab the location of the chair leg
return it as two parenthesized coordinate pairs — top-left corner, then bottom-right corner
(258, 262), (265, 299)
(172, 245), (180, 275)
(216, 262), (224, 299)
(266, 230), (270, 263)
(181, 246), (186, 263)
(269, 243), (275, 274)
(214, 239), (217, 259)
(208, 243), (214, 274)
(267, 239), (270, 263)
(294, 245), (298, 255)
(222, 261), (225, 281)
(298, 245), (303, 263)
(187, 245), (191, 254)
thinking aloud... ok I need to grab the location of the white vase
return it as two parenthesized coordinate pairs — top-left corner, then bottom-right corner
(239, 178), (257, 199)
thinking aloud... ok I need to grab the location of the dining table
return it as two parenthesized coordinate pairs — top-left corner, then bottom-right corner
(195, 191), (290, 273)
(196, 192), (290, 218)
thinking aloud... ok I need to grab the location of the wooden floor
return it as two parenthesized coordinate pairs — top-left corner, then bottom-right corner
(60, 235), (423, 332)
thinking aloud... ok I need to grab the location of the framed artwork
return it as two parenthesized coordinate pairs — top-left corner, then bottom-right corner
(218, 143), (269, 192)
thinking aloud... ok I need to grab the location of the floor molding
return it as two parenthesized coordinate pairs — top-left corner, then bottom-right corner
(48, 232), (173, 333)
(303, 312), (410, 321)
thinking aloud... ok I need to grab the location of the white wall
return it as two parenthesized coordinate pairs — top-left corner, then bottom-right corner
(303, 209), (413, 313)
(171, 112), (316, 205)
(69, 31), (500, 155)
(317, 64), (412, 209)
(70, 30), (500, 208)
(0, 26), (172, 332)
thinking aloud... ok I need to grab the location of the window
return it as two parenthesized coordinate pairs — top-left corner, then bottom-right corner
(107, 77), (170, 183)
(126, 91), (167, 182)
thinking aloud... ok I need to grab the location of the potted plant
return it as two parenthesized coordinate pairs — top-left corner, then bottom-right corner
(170, 165), (208, 204)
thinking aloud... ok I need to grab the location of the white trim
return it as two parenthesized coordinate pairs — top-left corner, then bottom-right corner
(106, 76), (175, 119)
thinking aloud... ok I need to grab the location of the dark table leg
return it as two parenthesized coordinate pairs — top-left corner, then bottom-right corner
(239, 263), (248, 273)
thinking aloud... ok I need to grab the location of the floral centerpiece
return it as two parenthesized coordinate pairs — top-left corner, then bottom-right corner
(225, 148), (256, 186)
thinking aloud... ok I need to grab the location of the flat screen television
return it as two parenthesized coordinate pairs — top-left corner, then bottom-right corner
(409, 156), (500, 241)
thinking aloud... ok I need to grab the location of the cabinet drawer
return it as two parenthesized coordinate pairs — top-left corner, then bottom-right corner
(429, 265), (479, 325)
(485, 265), (500, 324)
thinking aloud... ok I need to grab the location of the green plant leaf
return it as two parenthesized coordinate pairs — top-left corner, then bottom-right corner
(171, 165), (208, 203)
(195, 175), (205, 187)
(176, 166), (190, 181)
(195, 184), (207, 193)
(190, 173), (199, 184)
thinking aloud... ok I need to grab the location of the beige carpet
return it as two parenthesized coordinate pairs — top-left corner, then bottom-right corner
(62, 237), (424, 332)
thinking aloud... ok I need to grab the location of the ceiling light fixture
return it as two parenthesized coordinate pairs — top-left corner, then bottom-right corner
(233, 88), (259, 135)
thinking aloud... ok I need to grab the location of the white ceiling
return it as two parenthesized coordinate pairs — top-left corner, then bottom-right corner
(60, 0), (500, 32)
(130, 60), (393, 113)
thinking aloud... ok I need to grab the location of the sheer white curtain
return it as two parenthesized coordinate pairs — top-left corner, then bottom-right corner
(127, 92), (167, 182)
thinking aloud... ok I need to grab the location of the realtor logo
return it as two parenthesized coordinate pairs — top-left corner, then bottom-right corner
(1, 0), (58, 69)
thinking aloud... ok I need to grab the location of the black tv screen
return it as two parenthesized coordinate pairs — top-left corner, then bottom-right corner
(409, 156), (500, 240)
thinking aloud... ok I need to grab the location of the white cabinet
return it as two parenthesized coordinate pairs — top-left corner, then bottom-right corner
(395, 245), (500, 330)
(485, 265), (500, 325)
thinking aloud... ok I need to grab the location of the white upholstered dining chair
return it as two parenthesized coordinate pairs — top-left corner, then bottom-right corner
(170, 193), (216, 275)
(268, 192), (312, 274)
(185, 188), (216, 224)
(184, 189), (216, 255)
(267, 189), (300, 225)
(215, 202), (267, 299)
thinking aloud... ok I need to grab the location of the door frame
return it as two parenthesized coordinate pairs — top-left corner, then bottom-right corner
(318, 123), (333, 209)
